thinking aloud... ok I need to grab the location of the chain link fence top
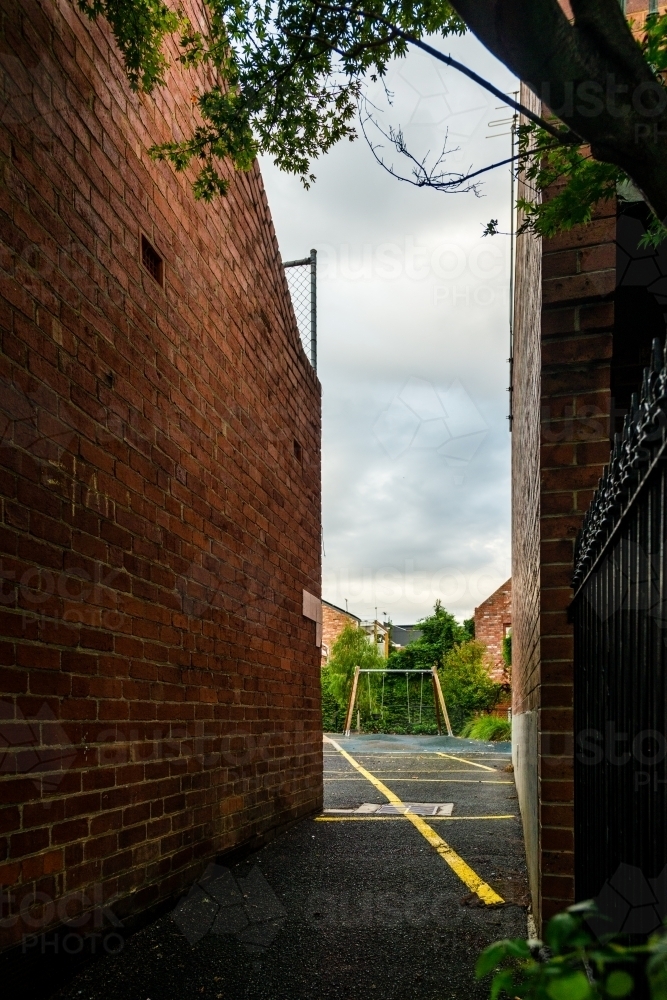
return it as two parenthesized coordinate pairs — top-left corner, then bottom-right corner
(284, 250), (317, 370)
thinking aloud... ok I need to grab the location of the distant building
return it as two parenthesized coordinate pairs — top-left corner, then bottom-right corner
(474, 579), (512, 683)
(321, 600), (360, 663)
(360, 620), (391, 659)
(390, 624), (424, 648)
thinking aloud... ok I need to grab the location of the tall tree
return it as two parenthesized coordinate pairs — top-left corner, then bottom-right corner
(389, 600), (467, 670)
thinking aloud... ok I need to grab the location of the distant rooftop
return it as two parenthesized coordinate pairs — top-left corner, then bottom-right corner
(322, 598), (361, 622)
(390, 624), (423, 647)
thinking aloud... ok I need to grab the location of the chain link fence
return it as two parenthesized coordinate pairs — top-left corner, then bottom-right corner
(284, 250), (317, 370)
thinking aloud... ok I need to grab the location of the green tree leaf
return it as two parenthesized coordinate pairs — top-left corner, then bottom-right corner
(546, 972), (591, 1000)
(545, 913), (580, 954)
(605, 970), (634, 997)
(476, 940), (514, 978)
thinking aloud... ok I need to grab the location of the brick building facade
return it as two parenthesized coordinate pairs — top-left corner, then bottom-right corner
(473, 578), (511, 683)
(512, 9), (665, 924)
(512, 78), (617, 926)
(321, 601), (360, 663)
(0, 0), (321, 961)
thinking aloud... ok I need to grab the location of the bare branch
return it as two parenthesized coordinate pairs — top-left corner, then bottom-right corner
(357, 95), (520, 195)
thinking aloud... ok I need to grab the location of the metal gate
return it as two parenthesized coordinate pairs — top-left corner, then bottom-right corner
(571, 338), (667, 904)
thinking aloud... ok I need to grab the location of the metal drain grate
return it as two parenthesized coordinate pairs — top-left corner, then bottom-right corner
(324, 802), (454, 817)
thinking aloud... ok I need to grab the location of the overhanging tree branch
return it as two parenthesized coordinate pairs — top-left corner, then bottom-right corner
(447, 0), (667, 222)
(312, 1), (577, 144)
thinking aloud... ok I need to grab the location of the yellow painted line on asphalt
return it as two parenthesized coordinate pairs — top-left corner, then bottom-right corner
(323, 769), (483, 774)
(436, 752), (498, 772)
(316, 815), (515, 822)
(324, 735), (504, 905)
(324, 777), (512, 784)
(324, 752), (507, 759)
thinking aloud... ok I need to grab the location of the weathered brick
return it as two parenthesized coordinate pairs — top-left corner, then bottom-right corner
(513, 80), (618, 933)
(0, 0), (322, 947)
(473, 580), (511, 682)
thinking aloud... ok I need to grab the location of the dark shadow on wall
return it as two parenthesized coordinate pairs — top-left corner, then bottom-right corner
(612, 202), (667, 437)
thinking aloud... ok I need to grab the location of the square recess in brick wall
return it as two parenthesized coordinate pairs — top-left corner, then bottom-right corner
(141, 233), (164, 286)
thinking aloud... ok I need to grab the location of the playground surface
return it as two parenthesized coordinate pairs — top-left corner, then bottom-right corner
(332, 732), (512, 756)
(54, 735), (528, 1000)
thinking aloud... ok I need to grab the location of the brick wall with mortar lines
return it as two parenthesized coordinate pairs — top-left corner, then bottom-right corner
(511, 80), (617, 926)
(511, 112), (542, 723)
(0, 0), (322, 949)
(473, 578), (511, 683)
(539, 196), (615, 922)
(511, 84), (544, 922)
(321, 602), (359, 662)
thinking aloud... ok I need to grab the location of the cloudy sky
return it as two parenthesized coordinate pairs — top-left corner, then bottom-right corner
(260, 31), (518, 626)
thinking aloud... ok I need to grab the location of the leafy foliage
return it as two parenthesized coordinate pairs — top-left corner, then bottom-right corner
(502, 633), (511, 667)
(388, 599), (469, 672)
(322, 604), (486, 734)
(460, 714), (511, 741)
(508, 11), (667, 244)
(78, 0), (181, 91)
(514, 125), (623, 240)
(640, 10), (667, 76)
(81, 0), (667, 241)
(324, 622), (384, 711)
(84, 0), (464, 198)
(440, 639), (502, 734)
(321, 666), (345, 731)
(476, 901), (667, 1000)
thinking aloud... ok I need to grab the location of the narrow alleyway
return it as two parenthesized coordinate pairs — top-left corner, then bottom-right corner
(53, 736), (528, 1000)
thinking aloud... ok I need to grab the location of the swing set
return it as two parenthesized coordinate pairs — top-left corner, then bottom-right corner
(343, 666), (453, 737)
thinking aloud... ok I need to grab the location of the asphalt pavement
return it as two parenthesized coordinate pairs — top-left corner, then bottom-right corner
(52, 734), (528, 1000)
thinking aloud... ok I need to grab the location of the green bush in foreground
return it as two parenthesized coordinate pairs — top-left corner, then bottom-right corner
(477, 902), (667, 999)
(460, 715), (512, 742)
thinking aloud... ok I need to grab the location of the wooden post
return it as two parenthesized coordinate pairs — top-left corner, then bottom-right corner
(344, 666), (361, 736)
(432, 666), (453, 737)
(431, 671), (442, 735)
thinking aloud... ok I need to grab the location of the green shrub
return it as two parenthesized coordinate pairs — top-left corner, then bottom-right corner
(321, 623), (385, 731)
(460, 715), (511, 742)
(321, 667), (344, 732)
(502, 633), (512, 667)
(327, 623), (385, 701)
(439, 640), (503, 734)
(477, 901), (667, 999)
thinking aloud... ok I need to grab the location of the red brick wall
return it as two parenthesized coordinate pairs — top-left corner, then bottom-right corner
(512, 78), (617, 926)
(513, 184), (615, 925)
(321, 602), (359, 663)
(538, 198), (615, 922)
(473, 579), (511, 683)
(0, 0), (321, 951)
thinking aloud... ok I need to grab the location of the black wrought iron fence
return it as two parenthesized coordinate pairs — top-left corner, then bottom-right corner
(284, 250), (317, 370)
(571, 338), (667, 908)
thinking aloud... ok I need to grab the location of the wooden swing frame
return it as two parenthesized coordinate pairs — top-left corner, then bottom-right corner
(343, 666), (453, 737)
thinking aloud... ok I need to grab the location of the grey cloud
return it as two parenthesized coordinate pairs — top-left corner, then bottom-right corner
(261, 32), (516, 622)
